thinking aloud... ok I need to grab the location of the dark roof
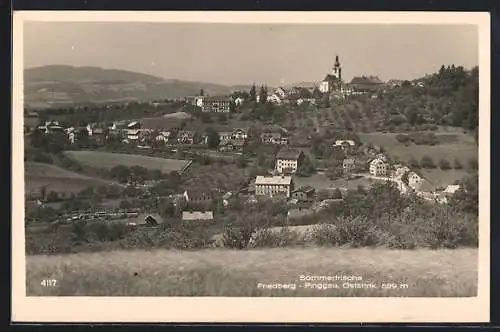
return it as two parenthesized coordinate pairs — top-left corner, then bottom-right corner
(294, 185), (315, 194)
(350, 76), (384, 85)
(276, 148), (303, 160)
(324, 74), (341, 82)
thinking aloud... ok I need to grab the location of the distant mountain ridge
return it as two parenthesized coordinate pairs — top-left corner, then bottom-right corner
(24, 65), (252, 109)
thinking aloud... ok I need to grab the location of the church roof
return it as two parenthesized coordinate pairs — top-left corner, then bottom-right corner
(323, 74), (341, 82)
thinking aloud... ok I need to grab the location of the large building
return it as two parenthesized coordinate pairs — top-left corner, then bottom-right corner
(275, 148), (305, 174)
(202, 96), (231, 112)
(348, 76), (385, 94)
(255, 175), (293, 198)
(369, 158), (389, 177)
(319, 55), (343, 94)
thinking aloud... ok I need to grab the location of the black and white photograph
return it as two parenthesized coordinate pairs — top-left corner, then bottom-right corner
(12, 11), (490, 323)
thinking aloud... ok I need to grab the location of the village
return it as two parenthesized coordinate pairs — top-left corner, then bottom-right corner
(24, 55), (475, 253)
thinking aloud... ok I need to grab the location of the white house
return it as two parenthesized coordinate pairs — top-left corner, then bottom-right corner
(334, 140), (356, 149)
(234, 97), (245, 106)
(443, 184), (461, 195)
(369, 158), (388, 176)
(408, 171), (423, 190)
(232, 128), (248, 140)
(255, 175), (293, 198)
(154, 131), (171, 143)
(125, 129), (140, 141)
(275, 149), (305, 174)
(267, 94), (283, 104)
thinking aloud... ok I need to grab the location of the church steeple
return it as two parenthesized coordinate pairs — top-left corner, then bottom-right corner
(332, 54), (342, 81)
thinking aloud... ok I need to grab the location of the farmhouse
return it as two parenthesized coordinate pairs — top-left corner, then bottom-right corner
(275, 148), (305, 174)
(443, 184), (461, 195)
(154, 131), (172, 143)
(183, 189), (216, 204)
(342, 158), (356, 173)
(261, 132), (286, 145)
(182, 211), (214, 223)
(369, 158), (389, 177)
(291, 185), (315, 201)
(296, 98), (317, 106)
(219, 139), (245, 152)
(394, 165), (411, 179)
(334, 139), (356, 149)
(267, 93), (283, 104)
(255, 175), (293, 198)
(408, 171), (423, 190)
(177, 130), (195, 144)
(202, 96), (231, 112)
(125, 129), (140, 141)
(348, 76), (385, 94)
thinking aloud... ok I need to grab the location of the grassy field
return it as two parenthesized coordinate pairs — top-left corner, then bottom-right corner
(358, 132), (477, 165)
(64, 151), (191, 174)
(25, 162), (111, 195)
(294, 174), (375, 191)
(26, 247), (477, 297)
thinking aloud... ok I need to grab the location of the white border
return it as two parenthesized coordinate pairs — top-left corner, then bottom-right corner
(12, 11), (490, 323)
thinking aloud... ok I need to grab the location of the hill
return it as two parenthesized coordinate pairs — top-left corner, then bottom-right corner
(26, 247), (477, 296)
(24, 66), (251, 108)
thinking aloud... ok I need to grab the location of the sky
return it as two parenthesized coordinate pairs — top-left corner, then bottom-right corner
(23, 22), (478, 86)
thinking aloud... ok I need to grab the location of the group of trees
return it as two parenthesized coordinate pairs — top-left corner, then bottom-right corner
(365, 65), (478, 134)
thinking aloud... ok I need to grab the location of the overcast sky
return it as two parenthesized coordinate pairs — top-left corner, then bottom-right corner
(23, 22), (478, 86)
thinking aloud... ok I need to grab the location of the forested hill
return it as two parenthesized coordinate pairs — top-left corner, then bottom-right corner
(369, 65), (478, 133)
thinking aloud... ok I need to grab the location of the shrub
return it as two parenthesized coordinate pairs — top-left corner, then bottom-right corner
(310, 223), (339, 246)
(409, 157), (420, 169)
(222, 223), (255, 249)
(395, 134), (411, 143)
(453, 158), (463, 169)
(247, 227), (301, 248)
(439, 158), (451, 170)
(420, 155), (436, 169)
(468, 158), (478, 171)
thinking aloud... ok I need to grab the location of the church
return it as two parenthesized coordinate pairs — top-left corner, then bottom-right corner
(319, 55), (343, 94)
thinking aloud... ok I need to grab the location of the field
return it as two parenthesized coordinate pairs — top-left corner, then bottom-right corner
(25, 162), (111, 195)
(294, 173), (376, 191)
(26, 247), (477, 296)
(182, 163), (252, 192)
(358, 132), (477, 165)
(64, 151), (191, 174)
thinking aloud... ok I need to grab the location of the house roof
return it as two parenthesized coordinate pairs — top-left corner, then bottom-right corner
(350, 76), (384, 85)
(261, 132), (281, 139)
(128, 121), (139, 128)
(276, 148), (303, 160)
(294, 185), (315, 194)
(255, 175), (292, 186)
(137, 213), (163, 225)
(335, 139), (355, 146)
(443, 184), (461, 194)
(182, 211), (214, 221)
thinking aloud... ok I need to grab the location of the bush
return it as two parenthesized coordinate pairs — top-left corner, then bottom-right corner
(453, 158), (463, 169)
(247, 227), (301, 248)
(222, 223), (255, 249)
(420, 155), (436, 169)
(439, 158), (451, 170)
(395, 134), (411, 143)
(409, 157), (420, 169)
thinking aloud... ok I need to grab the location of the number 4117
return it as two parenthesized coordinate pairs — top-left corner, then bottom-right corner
(40, 279), (57, 287)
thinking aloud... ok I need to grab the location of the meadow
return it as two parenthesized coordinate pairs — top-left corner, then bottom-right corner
(293, 173), (377, 191)
(64, 151), (191, 174)
(358, 132), (477, 166)
(26, 247), (477, 297)
(25, 162), (111, 195)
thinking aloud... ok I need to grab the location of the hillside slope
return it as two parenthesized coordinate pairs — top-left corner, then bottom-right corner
(24, 65), (251, 108)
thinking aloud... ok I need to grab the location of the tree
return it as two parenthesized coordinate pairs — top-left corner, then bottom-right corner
(249, 84), (257, 102)
(236, 155), (248, 169)
(453, 158), (463, 169)
(401, 171), (410, 186)
(199, 89), (205, 96)
(420, 155), (436, 169)
(409, 157), (420, 169)
(229, 100), (237, 113)
(259, 85), (268, 104)
(110, 165), (131, 183)
(206, 128), (221, 149)
(439, 158), (451, 170)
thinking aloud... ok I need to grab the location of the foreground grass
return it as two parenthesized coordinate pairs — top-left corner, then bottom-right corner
(27, 247), (477, 297)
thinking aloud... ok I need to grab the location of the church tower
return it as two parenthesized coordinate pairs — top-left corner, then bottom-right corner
(332, 55), (342, 81)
